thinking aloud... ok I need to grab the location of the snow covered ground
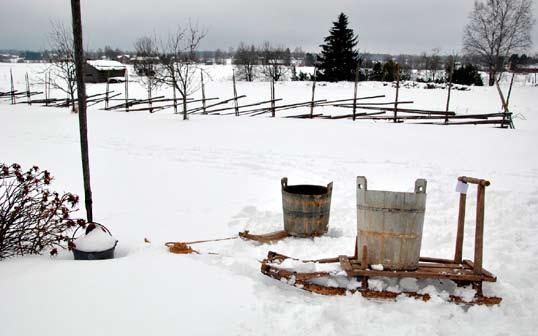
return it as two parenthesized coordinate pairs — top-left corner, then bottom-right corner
(1, 63), (538, 335)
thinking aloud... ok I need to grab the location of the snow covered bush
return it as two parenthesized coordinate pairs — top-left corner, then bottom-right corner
(0, 163), (85, 259)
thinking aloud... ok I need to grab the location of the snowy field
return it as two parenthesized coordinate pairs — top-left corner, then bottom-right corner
(1, 63), (538, 335)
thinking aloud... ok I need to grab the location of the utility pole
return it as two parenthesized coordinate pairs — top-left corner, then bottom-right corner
(70, 0), (93, 222)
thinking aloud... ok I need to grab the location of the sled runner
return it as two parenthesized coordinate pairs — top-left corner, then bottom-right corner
(260, 249), (501, 305)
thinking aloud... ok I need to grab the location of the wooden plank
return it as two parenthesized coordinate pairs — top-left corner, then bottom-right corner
(463, 260), (496, 280)
(417, 262), (466, 269)
(458, 176), (490, 186)
(350, 105), (456, 116)
(430, 119), (509, 126)
(454, 193), (467, 263)
(338, 255), (353, 273)
(335, 101), (414, 107)
(285, 113), (323, 119)
(474, 184), (486, 274)
(215, 99), (283, 115)
(188, 95), (246, 114)
(419, 256), (459, 264)
(315, 95), (386, 105)
(346, 267), (495, 282)
(247, 100), (326, 116)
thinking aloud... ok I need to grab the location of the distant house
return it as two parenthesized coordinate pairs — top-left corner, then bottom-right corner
(116, 54), (131, 64)
(84, 60), (126, 83)
(510, 63), (538, 74)
(0, 54), (22, 63)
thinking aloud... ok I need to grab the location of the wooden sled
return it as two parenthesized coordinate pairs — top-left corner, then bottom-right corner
(261, 250), (501, 305)
(260, 176), (502, 306)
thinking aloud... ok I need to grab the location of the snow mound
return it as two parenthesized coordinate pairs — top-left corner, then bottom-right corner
(272, 259), (342, 273)
(74, 227), (117, 252)
(87, 60), (126, 71)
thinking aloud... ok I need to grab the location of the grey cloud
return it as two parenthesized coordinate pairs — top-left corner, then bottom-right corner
(1, 0), (537, 55)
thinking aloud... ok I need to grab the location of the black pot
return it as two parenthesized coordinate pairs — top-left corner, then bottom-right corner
(72, 241), (118, 260)
(71, 222), (118, 260)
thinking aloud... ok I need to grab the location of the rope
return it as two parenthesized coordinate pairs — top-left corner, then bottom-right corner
(164, 236), (238, 254)
(164, 230), (290, 254)
(165, 242), (199, 254)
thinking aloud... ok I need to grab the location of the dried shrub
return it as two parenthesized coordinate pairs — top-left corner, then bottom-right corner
(0, 163), (86, 259)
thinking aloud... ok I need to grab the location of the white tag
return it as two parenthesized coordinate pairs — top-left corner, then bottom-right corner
(456, 181), (469, 194)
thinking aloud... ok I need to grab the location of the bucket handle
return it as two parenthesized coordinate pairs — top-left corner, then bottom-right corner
(357, 176), (367, 191)
(281, 177), (288, 190)
(415, 179), (427, 193)
(71, 222), (112, 241)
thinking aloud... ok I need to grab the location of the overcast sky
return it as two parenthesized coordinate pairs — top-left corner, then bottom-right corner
(1, 0), (537, 55)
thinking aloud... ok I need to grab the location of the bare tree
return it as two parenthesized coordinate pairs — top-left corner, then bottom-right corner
(157, 24), (206, 120)
(133, 36), (160, 111)
(429, 48), (441, 82)
(260, 42), (290, 81)
(214, 48), (226, 65)
(292, 47), (305, 61)
(463, 0), (535, 86)
(46, 21), (77, 111)
(233, 42), (258, 81)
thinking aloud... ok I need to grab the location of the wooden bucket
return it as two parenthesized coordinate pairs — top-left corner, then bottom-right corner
(356, 176), (427, 270)
(281, 177), (333, 237)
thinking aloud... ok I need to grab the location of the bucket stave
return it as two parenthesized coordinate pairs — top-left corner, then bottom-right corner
(356, 176), (427, 270)
(282, 177), (333, 237)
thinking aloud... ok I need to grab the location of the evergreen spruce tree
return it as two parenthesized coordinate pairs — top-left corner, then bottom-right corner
(316, 13), (359, 82)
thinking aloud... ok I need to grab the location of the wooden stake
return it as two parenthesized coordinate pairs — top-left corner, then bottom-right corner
(46, 71), (51, 106)
(393, 64), (400, 123)
(232, 69), (239, 116)
(454, 192), (467, 263)
(172, 83), (178, 114)
(148, 81), (153, 113)
(25, 72), (32, 105)
(445, 59), (454, 123)
(354, 236), (359, 260)
(361, 245), (368, 270)
(44, 72), (49, 105)
(506, 73), (515, 112)
(270, 78), (276, 117)
(200, 70), (207, 115)
(353, 63), (360, 121)
(474, 184), (486, 274)
(494, 77), (509, 128)
(10, 68), (15, 104)
(124, 71), (129, 112)
(310, 68), (317, 118)
(105, 79), (109, 109)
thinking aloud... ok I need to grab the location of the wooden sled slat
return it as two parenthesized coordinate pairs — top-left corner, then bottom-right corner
(261, 251), (502, 306)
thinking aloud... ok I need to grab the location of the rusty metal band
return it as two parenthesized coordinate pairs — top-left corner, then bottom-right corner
(359, 229), (418, 239)
(357, 204), (424, 213)
(283, 210), (330, 217)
